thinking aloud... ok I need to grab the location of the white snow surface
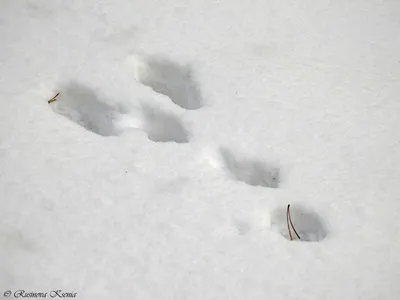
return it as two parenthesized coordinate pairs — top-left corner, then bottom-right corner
(1, 0), (400, 299)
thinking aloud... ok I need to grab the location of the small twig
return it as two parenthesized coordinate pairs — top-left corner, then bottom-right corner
(287, 205), (293, 240)
(287, 204), (301, 240)
(48, 92), (60, 104)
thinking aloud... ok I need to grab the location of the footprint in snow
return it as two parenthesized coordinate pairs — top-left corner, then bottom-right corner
(271, 205), (328, 242)
(219, 148), (280, 188)
(50, 82), (189, 143)
(114, 104), (190, 143)
(131, 55), (203, 110)
(141, 105), (189, 143)
(50, 82), (123, 136)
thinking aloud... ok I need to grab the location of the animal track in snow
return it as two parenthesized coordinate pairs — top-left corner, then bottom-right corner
(49, 82), (189, 143)
(50, 82), (122, 136)
(271, 205), (327, 242)
(132, 55), (203, 110)
(220, 148), (279, 188)
(141, 105), (189, 143)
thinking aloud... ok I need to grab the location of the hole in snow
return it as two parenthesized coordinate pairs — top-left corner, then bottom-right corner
(133, 55), (203, 110)
(220, 148), (279, 188)
(271, 205), (327, 242)
(142, 105), (189, 143)
(50, 82), (121, 136)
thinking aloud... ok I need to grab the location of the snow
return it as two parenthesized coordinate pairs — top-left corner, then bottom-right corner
(1, 0), (400, 299)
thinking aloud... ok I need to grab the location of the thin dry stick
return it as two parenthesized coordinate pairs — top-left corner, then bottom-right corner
(287, 204), (301, 240)
(48, 92), (60, 104)
(286, 204), (293, 240)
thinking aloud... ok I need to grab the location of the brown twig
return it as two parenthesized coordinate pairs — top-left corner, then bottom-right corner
(48, 92), (60, 104)
(287, 204), (293, 240)
(287, 204), (301, 240)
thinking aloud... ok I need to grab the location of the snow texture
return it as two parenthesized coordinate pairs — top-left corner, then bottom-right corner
(1, 0), (400, 299)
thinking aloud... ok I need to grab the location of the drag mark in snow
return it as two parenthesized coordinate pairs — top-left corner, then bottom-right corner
(132, 55), (203, 110)
(220, 148), (279, 188)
